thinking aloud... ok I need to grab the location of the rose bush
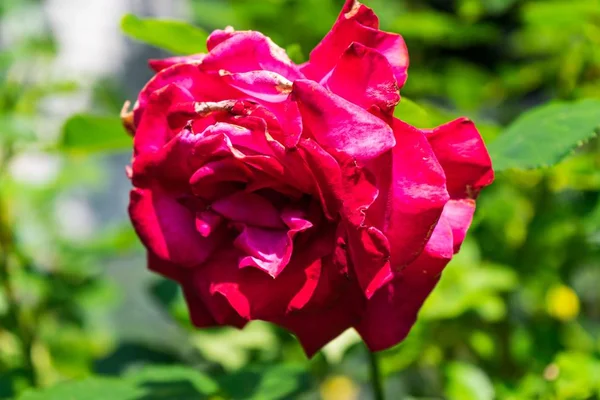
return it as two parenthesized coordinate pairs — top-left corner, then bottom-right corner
(124, 0), (493, 355)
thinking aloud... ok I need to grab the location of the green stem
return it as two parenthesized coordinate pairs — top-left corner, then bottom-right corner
(367, 347), (385, 400)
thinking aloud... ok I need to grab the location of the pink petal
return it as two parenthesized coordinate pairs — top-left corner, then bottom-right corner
(297, 138), (379, 221)
(368, 118), (449, 270)
(233, 208), (314, 278)
(202, 30), (303, 81)
(134, 84), (194, 155)
(134, 63), (239, 127)
(323, 42), (400, 113)
(293, 79), (395, 163)
(129, 186), (222, 268)
(347, 224), (393, 299)
(425, 118), (494, 199)
(132, 128), (230, 191)
(220, 71), (302, 146)
(212, 192), (285, 229)
(274, 279), (364, 357)
(197, 233), (333, 320)
(195, 210), (223, 237)
(220, 70), (292, 103)
(147, 251), (185, 282)
(355, 217), (454, 352)
(148, 54), (206, 72)
(181, 282), (218, 327)
(189, 158), (252, 189)
(440, 199), (476, 253)
(301, 1), (408, 87)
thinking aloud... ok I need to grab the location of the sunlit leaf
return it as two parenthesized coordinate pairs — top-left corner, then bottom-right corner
(121, 14), (208, 55)
(394, 97), (433, 128)
(126, 365), (219, 398)
(219, 364), (310, 400)
(18, 378), (140, 400)
(489, 99), (600, 171)
(445, 362), (494, 400)
(61, 114), (130, 153)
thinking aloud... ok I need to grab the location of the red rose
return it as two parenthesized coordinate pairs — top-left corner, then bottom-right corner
(125, 0), (493, 355)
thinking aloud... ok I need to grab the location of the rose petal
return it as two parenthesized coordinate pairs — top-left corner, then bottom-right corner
(198, 230), (334, 321)
(274, 279), (364, 357)
(132, 128), (230, 190)
(323, 42), (400, 113)
(212, 192), (285, 229)
(233, 207), (314, 278)
(301, 0), (408, 87)
(355, 217), (454, 352)
(347, 224), (393, 299)
(220, 70), (292, 103)
(220, 71), (302, 146)
(181, 282), (218, 327)
(134, 63), (239, 127)
(426, 118), (494, 199)
(129, 186), (222, 268)
(293, 79), (395, 163)
(134, 84), (194, 155)
(195, 210), (223, 237)
(440, 199), (476, 253)
(149, 54), (206, 72)
(190, 158), (252, 189)
(368, 118), (449, 270)
(202, 29), (303, 81)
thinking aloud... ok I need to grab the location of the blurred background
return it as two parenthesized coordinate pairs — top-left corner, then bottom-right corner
(1, 0), (600, 399)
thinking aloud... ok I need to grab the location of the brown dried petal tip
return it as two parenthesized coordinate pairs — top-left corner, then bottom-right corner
(121, 101), (135, 136)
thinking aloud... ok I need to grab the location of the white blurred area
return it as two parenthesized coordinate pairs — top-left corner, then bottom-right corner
(1, 0), (197, 343)
(2, 0), (189, 237)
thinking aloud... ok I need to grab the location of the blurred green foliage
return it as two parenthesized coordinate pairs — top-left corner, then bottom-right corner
(1, 0), (600, 399)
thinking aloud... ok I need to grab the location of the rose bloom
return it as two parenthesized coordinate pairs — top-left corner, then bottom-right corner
(124, 0), (493, 355)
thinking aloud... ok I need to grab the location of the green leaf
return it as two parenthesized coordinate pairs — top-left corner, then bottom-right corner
(219, 364), (310, 400)
(126, 365), (219, 398)
(19, 366), (219, 400)
(121, 14), (208, 55)
(394, 97), (434, 128)
(61, 114), (131, 153)
(18, 378), (141, 400)
(445, 362), (495, 400)
(489, 99), (600, 171)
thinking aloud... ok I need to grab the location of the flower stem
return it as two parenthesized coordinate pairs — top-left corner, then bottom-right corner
(367, 347), (385, 400)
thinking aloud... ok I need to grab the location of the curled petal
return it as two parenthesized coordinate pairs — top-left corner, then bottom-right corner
(129, 187), (222, 268)
(149, 54), (206, 72)
(302, 1), (408, 87)
(426, 118), (494, 199)
(194, 227), (335, 321)
(220, 70), (302, 146)
(190, 158), (252, 188)
(195, 210), (223, 238)
(293, 79), (395, 164)
(368, 119), (449, 270)
(274, 304), (358, 357)
(202, 29), (303, 81)
(356, 217), (454, 352)
(181, 282), (218, 328)
(323, 42), (400, 113)
(132, 129), (230, 190)
(347, 225), (392, 299)
(440, 199), (476, 254)
(220, 70), (292, 103)
(212, 192), (285, 229)
(134, 84), (194, 155)
(133, 63), (239, 127)
(233, 208), (314, 278)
